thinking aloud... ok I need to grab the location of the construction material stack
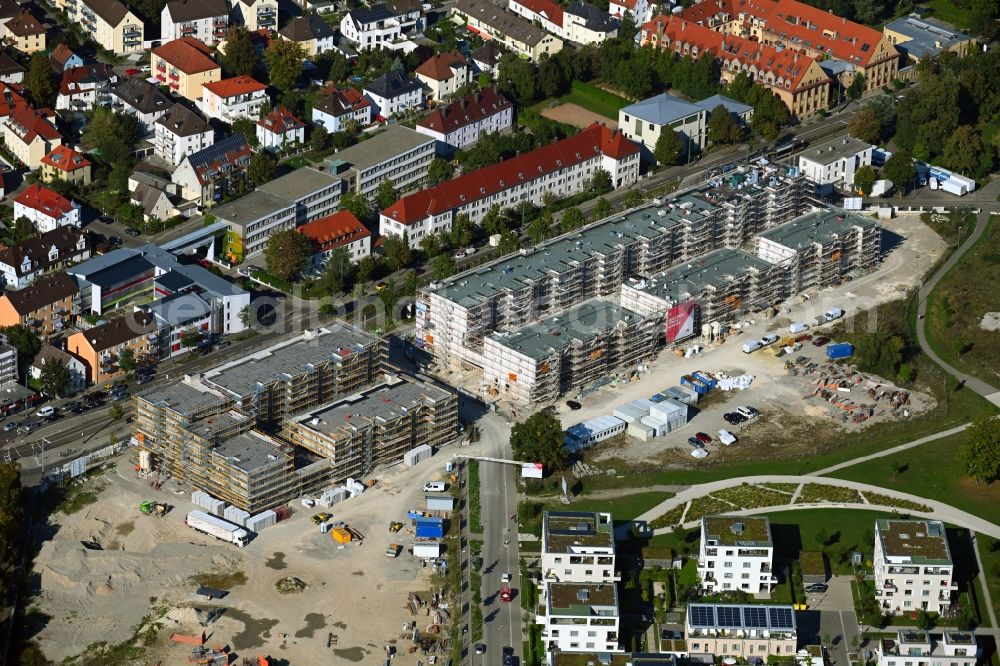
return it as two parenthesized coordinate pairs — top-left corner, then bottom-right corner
(246, 510), (277, 533)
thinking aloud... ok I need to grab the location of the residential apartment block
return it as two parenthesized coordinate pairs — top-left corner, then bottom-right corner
(200, 75), (269, 123)
(0, 272), (80, 338)
(30, 344), (86, 394)
(2, 12), (46, 54)
(232, 0), (278, 31)
(483, 300), (661, 405)
(381, 123), (639, 249)
(697, 515), (777, 596)
(151, 38), (222, 101)
(67, 311), (158, 383)
(154, 103), (214, 167)
(3, 107), (62, 170)
(172, 133), (252, 203)
(57, 0), (143, 54)
(508, 0), (617, 45)
(875, 631), (977, 666)
(415, 50), (472, 102)
(620, 93), (708, 154)
(452, 0), (564, 60)
(40, 145), (92, 187)
(257, 167), (343, 224)
(874, 520), (956, 614)
(326, 125), (435, 197)
(14, 184), (81, 233)
(415, 87), (513, 150)
(112, 77), (173, 132)
(541, 511), (618, 584)
(609, 0), (656, 24)
(340, 4), (403, 49)
(161, 0), (229, 45)
(0, 342), (15, 386)
(257, 106), (306, 151)
(0, 226), (90, 290)
(798, 136), (874, 192)
(56, 63), (118, 112)
(685, 604), (798, 658)
(363, 69), (424, 119)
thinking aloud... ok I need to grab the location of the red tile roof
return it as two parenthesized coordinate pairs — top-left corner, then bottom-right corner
(415, 50), (469, 81)
(202, 75), (267, 98)
(14, 184), (77, 218)
(298, 211), (371, 252)
(642, 16), (821, 91)
(153, 37), (219, 75)
(416, 87), (511, 134)
(58, 63), (117, 96)
(41, 145), (92, 172)
(0, 82), (28, 119)
(50, 43), (78, 67)
(677, 0), (893, 67)
(315, 86), (371, 117)
(257, 106), (305, 134)
(382, 124), (638, 225)
(512, 0), (563, 27)
(6, 106), (61, 144)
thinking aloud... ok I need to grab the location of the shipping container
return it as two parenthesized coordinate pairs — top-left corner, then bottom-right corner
(680, 375), (710, 394)
(691, 371), (717, 389)
(403, 444), (433, 467)
(413, 541), (442, 558)
(827, 343), (854, 360)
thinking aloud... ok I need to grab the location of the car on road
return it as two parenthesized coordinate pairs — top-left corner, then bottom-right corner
(566, 400), (581, 410)
(805, 583), (829, 594)
(812, 336), (830, 347)
(3, 422), (18, 432)
(61, 401), (81, 413)
(687, 437), (704, 449)
(474, 643), (486, 654)
(501, 572), (511, 583)
(375, 281), (388, 292)
(125, 228), (140, 237)
(19, 421), (40, 434)
(124, 68), (140, 75)
(216, 340), (230, 350)
(695, 432), (712, 444)
(503, 646), (515, 665)
(109, 235), (123, 246)
(36, 406), (54, 418)
(499, 586), (512, 602)
(136, 374), (153, 385)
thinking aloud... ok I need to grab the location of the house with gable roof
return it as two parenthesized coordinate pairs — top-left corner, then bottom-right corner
(256, 106), (306, 151)
(56, 63), (118, 111)
(278, 14), (336, 56)
(40, 145), (93, 186)
(415, 87), (513, 150)
(154, 103), (214, 166)
(112, 77), (173, 131)
(0, 226), (90, 289)
(415, 50), (472, 102)
(161, 0), (229, 45)
(3, 108), (62, 169)
(14, 184), (82, 233)
(311, 86), (371, 132)
(172, 133), (252, 203)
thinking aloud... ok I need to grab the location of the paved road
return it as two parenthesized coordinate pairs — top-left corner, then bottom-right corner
(915, 211), (1000, 404)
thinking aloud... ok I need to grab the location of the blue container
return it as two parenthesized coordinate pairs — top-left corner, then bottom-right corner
(680, 375), (709, 395)
(416, 523), (445, 538)
(650, 393), (666, 403)
(692, 371), (717, 389)
(827, 343), (854, 360)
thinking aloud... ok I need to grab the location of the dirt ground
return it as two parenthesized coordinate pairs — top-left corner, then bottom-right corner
(541, 103), (619, 130)
(32, 451), (462, 665)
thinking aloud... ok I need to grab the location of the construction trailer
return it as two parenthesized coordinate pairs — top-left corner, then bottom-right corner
(563, 416), (627, 451)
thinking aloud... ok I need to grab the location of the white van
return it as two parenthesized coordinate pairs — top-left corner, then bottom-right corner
(36, 406), (54, 418)
(789, 322), (809, 334)
(825, 308), (845, 321)
(760, 334), (780, 346)
(741, 340), (762, 354)
(423, 481), (447, 493)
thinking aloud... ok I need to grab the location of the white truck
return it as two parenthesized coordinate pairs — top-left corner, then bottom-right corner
(185, 510), (249, 547)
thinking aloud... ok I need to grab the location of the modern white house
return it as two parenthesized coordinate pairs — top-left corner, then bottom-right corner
(363, 69), (424, 119)
(875, 631), (978, 666)
(541, 511), (618, 584)
(415, 50), (472, 102)
(536, 582), (622, 654)
(609, 0), (656, 24)
(415, 87), (513, 150)
(873, 519), (957, 614)
(13, 184), (81, 233)
(508, 0), (617, 45)
(200, 75), (269, 123)
(55, 64), (118, 112)
(256, 106), (306, 151)
(685, 604), (798, 659)
(311, 86), (372, 132)
(326, 125), (435, 198)
(161, 0), (229, 45)
(339, 4), (402, 49)
(154, 103), (214, 166)
(798, 135), (874, 192)
(619, 92), (708, 155)
(697, 515), (777, 596)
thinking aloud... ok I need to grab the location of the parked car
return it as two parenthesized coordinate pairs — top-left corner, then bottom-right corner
(825, 308), (845, 321)
(136, 375), (153, 385)
(3, 422), (18, 432)
(475, 644), (486, 654)
(805, 583), (829, 594)
(695, 432), (712, 444)
(125, 228), (140, 237)
(737, 406), (760, 418)
(690, 448), (709, 459)
(760, 334), (780, 345)
(61, 401), (81, 413)
(36, 406), (54, 418)
(566, 400), (581, 410)
(687, 437), (704, 449)
(812, 336), (830, 347)
(375, 281), (389, 293)
(108, 236), (123, 246)
(124, 68), (140, 75)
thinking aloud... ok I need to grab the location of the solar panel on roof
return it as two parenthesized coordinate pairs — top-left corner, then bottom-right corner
(768, 607), (794, 628)
(716, 606), (742, 627)
(689, 605), (715, 627)
(744, 606), (768, 627)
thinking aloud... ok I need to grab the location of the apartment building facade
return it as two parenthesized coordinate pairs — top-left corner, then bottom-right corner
(326, 125), (435, 198)
(232, 0), (279, 31)
(685, 604), (798, 658)
(3, 107), (62, 170)
(56, 0), (143, 54)
(311, 86), (372, 132)
(363, 69), (424, 119)
(112, 77), (173, 131)
(537, 582), (622, 654)
(2, 12), (46, 53)
(297, 211), (372, 269)
(381, 123), (640, 249)
(161, 0), (229, 45)
(508, 0), (617, 45)
(874, 519), (957, 614)
(151, 38), (222, 101)
(0, 272), (79, 338)
(0, 226), (89, 289)
(67, 311), (157, 382)
(414, 87), (513, 150)
(154, 103), (214, 166)
(541, 511), (618, 584)
(339, 4), (402, 49)
(200, 75), (269, 123)
(415, 51), (472, 102)
(798, 136), (874, 191)
(876, 631), (977, 666)
(172, 133), (252, 203)
(453, 0), (564, 60)
(14, 184), (81, 232)
(697, 515), (777, 596)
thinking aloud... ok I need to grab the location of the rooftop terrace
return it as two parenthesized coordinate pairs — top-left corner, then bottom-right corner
(544, 511), (615, 553)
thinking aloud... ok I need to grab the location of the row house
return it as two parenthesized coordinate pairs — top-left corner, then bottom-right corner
(641, 16), (831, 116)
(685, 604), (798, 659)
(151, 37), (222, 102)
(297, 210), (372, 271)
(0, 226), (90, 290)
(380, 123), (639, 248)
(154, 103), (214, 167)
(200, 75), (268, 123)
(57, 0), (144, 55)
(876, 631), (977, 666)
(3, 106), (62, 170)
(232, 0), (278, 31)
(415, 50), (472, 102)
(508, 0), (617, 45)
(112, 77), (173, 132)
(415, 87), (513, 150)
(40, 145), (92, 187)
(363, 68), (424, 119)
(453, 0), (564, 61)
(0, 271), (80, 339)
(161, 0), (229, 46)
(256, 106), (305, 151)
(14, 184), (81, 233)
(172, 132), (252, 204)
(311, 86), (371, 132)
(2, 11), (46, 54)
(67, 311), (157, 383)
(55, 63), (118, 112)
(678, 0), (899, 95)
(278, 14), (336, 56)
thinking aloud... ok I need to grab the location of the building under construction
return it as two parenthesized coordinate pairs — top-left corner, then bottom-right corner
(755, 209), (881, 293)
(481, 300), (662, 405)
(417, 163), (807, 369)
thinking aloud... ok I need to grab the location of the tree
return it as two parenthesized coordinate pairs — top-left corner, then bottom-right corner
(310, 125), (329, 152)
(449, 213), (473, 248)
(538, 53), (567, 98)
(957, 414), (1000, 484)
(264, 228), (312, 280)
(239, 305), (251, 328)
(623, 190), (644, 209)
(109, 403), (124, 423)
(847, 106), (883, 144)
(24, 53), (56, 107)
(221, 25), (259, 76)
(496, 231), (520, 254)
(0, 325), (40, 377)
(883, 150), (916, 195)
(432, 253), (457, 280)
(340, 191), (372, 222)
(497, 53), (536, 104)
(374, 179), (398, 211)
(82, 108), (142, 165)
(356, 255), (377, 285)
(890, 459), (902, 481)
(231, 117), (260, 147)
(117, 347), (136, 378)
(707, 105), (743, 145)
(589, 168), (612, 193)
(509, 410), (567, 473)
(247, 152), (276, 187)
(319, 247), (353, 295)
(942, 126), (989, 178)
(264, 40), (306, 92)
(427, 158), (455, 185)
(654, 130), (684, 166)
(39, 359), (71, 398)
(915, 609), (933, 631)
(382, 233), (412, 271)
(481, 205), (509, 236)
(526, 211), (553, 245)
(847, 73), (866, 100)
(853, 165), (877, 196)
(560, 207), (584, 232)
(179, 328), (202, 348)
(593, 197), (611, 221)
(10, 216), (33, 244)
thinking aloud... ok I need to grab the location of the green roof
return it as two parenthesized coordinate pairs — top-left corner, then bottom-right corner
(702, 515), (772, 547)
(876, 519), (952, 564)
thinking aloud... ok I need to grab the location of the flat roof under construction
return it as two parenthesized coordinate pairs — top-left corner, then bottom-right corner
(203, 325), (378, 399)
(135, 380), (230, 417)
(628, 248), (773, 304)
(212, 432), (290, 474)
(758, 209), (877, 249)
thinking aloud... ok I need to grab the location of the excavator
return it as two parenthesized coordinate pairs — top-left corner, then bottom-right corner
(139, 501), (167, 517)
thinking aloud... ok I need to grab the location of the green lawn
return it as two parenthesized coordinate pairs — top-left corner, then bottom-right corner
(764, 508), (891, 575)
(977, 535), (1000, 627)
(825, 432), (1000, 526)
(531, 81), (631, 121)
(520, 492), (672, 537)
(919, 0), (974, 29)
